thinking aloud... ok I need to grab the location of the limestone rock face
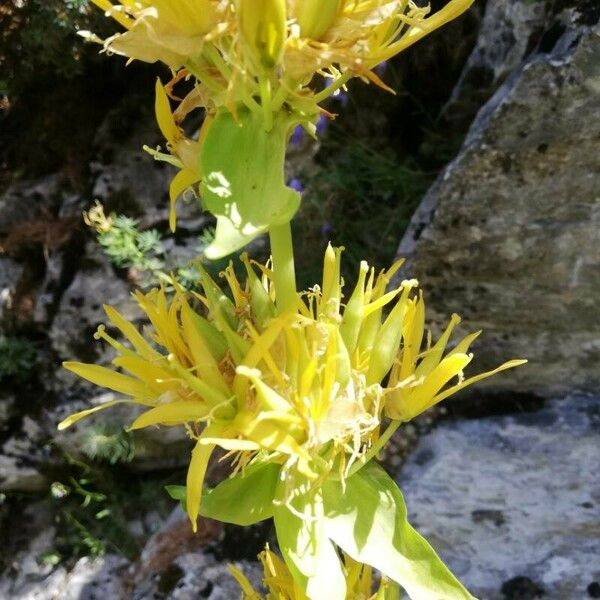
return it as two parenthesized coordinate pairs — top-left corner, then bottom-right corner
(398, 14), (600, 395)
(396, 394), (600, 600)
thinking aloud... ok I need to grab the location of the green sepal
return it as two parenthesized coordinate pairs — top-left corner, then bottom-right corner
(322, 462), (477, 600)
(199, 108), (301, 259)
(199, 461), (281, 526)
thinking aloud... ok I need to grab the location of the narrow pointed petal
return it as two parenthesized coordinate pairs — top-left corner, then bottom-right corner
(431, 359), (528, 405)
(58, 399), (142, 430)
(63, 362), (148, 398)
(129, 400), (210, 430)
(187, 424), (221, 532)
(103, 304), (159, 361)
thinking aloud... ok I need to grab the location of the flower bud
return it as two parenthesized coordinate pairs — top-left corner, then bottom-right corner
(294, 0), (343, 40)
(238, 0), (286, 70)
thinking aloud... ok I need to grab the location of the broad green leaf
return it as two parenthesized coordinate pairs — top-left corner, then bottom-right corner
(199, 108), (301, 259)
(273, 477), (346, 600)
(322, 462), (476, 600)
(199, 461), (281, 526)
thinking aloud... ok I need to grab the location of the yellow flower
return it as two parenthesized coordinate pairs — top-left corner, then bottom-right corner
(145, 78), (204, 231)
(59, 246), (524, 532)
(385, 309), (526, 422)
(90, 0), (228, 68)
(91, 0), (475, 104)
(229, 546), (396, 599)
(88, 0), (476, 235)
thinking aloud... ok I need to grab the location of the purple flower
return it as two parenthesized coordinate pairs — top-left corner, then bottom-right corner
(288, 178), (304, 193)
(321, 222), (335, 239)
(333, 90), (349, 108)
(290, 125), (305, 148)
(316, 114), (329, 135)
(375, 61), (388, 75)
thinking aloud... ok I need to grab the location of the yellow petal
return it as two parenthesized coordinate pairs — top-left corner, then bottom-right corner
(415, 313), (461, 377)
(103, 304), (159, 361)
(128, 400), (210, 430)
(200, 437), (261, 452)
(235, 366), (291, 413)
(180, 301), (230, 396)
(155, 78), (179, 143)
(57, 399), (142, 431)
(228, 564), (259, 597)
(63, 361), (149, 398)
(111, 357), (177, 399)
(187, 424), (221, 532)
(234, 412), (311, 463)
(447, 330), (482, 357)
(376, 0), (475, 64)
(91, 0), (134, 29)
(431, 359), (528, 406)
(410, 353), (472, 408)
(168, 168), (199, 232)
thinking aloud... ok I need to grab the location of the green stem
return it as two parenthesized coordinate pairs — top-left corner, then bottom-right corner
(269, 221), (297, 313)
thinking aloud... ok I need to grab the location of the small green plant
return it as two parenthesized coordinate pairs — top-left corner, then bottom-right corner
(81, 423), (136, 465)
(94, 213), (164, 274)
(0, 336), (37, 382)
(45, 451), (175, 563)
(85, 202), (220, 289)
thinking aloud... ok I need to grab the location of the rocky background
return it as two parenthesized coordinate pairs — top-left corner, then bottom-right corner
(0, 1), (598, 599)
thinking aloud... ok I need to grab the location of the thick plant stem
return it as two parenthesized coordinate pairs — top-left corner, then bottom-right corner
(269, 221), (297, 313)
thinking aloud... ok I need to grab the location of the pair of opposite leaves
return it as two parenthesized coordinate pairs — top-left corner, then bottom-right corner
(168, 460), (476, 600)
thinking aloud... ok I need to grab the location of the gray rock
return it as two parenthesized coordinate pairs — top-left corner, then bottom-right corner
(444, 0), (549, 129)
(129, 505), (260, 599)
(0, 175), (63, 233)
(0, 174), (83, 330)
(396, 394), (600, 600)
(0, 554), (128, 600)
(48, 240), (140, 362)
(131, 551), (262, 600)
(0, 256), (23, 328)
(0, 416), (48, 492)
(398, 20), (600, 395)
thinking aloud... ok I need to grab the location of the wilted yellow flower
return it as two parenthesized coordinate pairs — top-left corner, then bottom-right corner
(229, 546), (398, 599)
(144, 78), (205, 231)
(59, 246), (524, 532)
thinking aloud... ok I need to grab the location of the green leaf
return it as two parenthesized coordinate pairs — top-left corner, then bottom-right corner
(165, 484), (187, 510)
(199, 109), (301, 259)
(322, 462), (476, 600)
(273, 477), (346, 600)
(199, 461), (281, 526)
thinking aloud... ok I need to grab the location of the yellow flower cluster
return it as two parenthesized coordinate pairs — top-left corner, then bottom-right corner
(60, 246), (524, 532)
(230, 546), (397, 599)
(88, 0), (475, 235)
(91, 0), (475, 105)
